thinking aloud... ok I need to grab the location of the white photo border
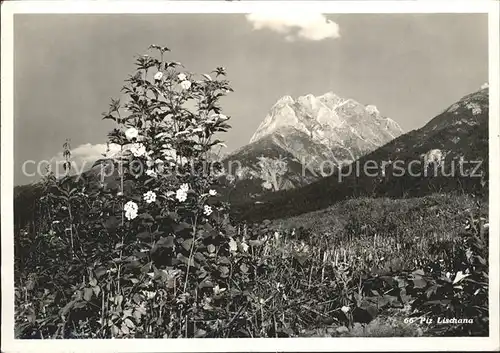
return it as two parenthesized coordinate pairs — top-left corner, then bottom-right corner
(1, 1), (499, 352)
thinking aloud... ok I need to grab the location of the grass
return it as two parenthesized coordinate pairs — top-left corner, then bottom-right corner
(14, 192), (488, 338)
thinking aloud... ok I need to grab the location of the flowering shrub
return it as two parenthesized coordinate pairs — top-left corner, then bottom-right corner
(15, 45), (243, 338)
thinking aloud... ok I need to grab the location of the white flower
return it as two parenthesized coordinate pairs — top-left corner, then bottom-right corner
(207, 244), (216, 253)
(274, 231), (280, 240)
(124, 200), (138, 212)
(341, 306), (350, 314)
(163, 148), (177, 161)
(130, 143), (147, 157)
(176, 186), (188, 202)
(124, 201), (138, 220)
(180, 80), (192, 90)
(209, 189), (217, 196)
(125, 127), (139, 140)
(241, 242), (249, 252)
(146, 159), (155, 168)
(203, 205), (213, 216)
(143, 191), (157, 204)
(262, 181), (273, 190)
(177, 73), (187, 81)
(154, 71), (163, 81)
(446, 272), (451, 279)
(146, 169), (157, 178)
(213, 285), (226, 295)
(143, 290), (156, 300)
(228, 237), (238, 252)
(215, 114), (229, 121)
(176, 190), (187, 202)
(155, 158), (163, 165)
(452, 271), (470, 285)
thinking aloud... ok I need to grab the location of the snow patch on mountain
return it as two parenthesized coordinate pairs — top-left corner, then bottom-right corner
(250, 92), (403, 154)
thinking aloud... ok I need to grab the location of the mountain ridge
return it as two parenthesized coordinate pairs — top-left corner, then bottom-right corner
(223, 91), (404, 196)
(235, 86), (489, 222)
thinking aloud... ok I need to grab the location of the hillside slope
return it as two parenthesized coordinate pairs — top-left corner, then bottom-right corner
(236, 87), (489, 222)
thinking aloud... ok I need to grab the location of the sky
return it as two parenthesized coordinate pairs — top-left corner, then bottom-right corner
(13, 13), (488, 185)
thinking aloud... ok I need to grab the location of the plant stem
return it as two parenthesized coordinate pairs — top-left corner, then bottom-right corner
(183, 214), (199, 293)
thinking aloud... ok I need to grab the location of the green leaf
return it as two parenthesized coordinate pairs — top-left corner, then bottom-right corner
(199, 279), (214, 289)
(174, 222), (191, 233)
(156, 236), (175, 248)
(123, 309), (133, 318)
(92, 285), (101, 297)
(121, 323), (130, 335)
(83, 287), (93, 301)
(177, 253), (195, 267)
(194, 252), (206, 262)
(182, 238), (193, 251)
(95, 266), (107, 279)
(424, 299), (451, 306)
(27, 313), (36, 323)
(477, 256), (487, 265)
(114, 294), (124, 307)
(124, 318), (135, 329)
(413, 278), (427, 289)
(139, 213), (154, 222)
(59, 299), (77, 316)
(380, 276), (397, 287)
(194, 329), (207, 338)
(132, 293), (142, 305)
(219, 256), (230, 265)
(425, 285), (437, 298)
(137, 231), (151, 240)
(412, 269), (425, 277)
(140, 262), (152, 273)
(220, 266), (230, 277)
(240, 263), (249, 273)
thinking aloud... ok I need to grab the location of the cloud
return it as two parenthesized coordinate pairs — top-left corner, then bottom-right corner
(48, 143), (122, 176)
(246, 13), (340, 41)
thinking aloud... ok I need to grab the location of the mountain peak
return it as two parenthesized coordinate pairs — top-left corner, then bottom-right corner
(250, 92), (403, 149)
(275, 95), (295, 106)
(365, 104), (380, 116)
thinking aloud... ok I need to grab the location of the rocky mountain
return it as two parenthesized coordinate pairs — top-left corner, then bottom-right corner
(222, 92), (403, 198)
(238, 86), (489, 222)
(250, 93), (402, 151)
